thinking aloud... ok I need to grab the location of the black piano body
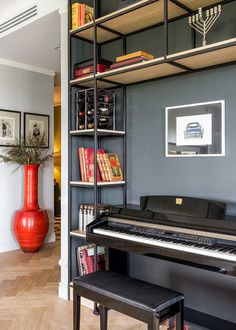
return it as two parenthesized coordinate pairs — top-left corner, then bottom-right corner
(87, 196), (236, 277)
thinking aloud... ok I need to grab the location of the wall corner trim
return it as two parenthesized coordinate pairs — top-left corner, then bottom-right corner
(0, 58), (55, 76)
(58, 6), (67, 16)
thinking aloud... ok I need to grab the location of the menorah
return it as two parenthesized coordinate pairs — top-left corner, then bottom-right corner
(188, 5), (222, 46)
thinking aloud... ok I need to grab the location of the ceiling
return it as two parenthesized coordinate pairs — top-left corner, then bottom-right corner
(0, 10), (61, 74)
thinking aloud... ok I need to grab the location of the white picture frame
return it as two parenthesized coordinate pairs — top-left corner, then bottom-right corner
(24, 112), (49, 148)
(165, 100), (225, 157)
(0, 109), (21, 146)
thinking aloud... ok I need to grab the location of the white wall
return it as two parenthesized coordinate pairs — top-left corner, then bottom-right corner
(0, 0), (66, 38)
(0, 63), (55, 253)
(58, 8), (69, 300)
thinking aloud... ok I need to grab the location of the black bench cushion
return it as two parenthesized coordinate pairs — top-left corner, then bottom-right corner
(74, 271), (183, 313)
(140, 196), (226, 220)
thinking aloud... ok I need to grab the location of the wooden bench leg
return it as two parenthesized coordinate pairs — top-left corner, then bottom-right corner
(99, 305), (108, 330)
(176, 299), (184, 330)
(73, 291), (81, 330)
(148, 314), (160, 330)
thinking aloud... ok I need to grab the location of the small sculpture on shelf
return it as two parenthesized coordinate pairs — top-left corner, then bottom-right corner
(188, 5), (222, 46)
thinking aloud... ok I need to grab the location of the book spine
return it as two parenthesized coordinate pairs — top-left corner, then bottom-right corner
(83, 205), (88, 230)
(97, 153), (106, 181)
(116, 51), (154, 62)
(103, 154), (112, 181)
(78, 204), (83, 230)
(82, 148), (87, 182)
(101, 153), (109, 181)
(75, 64), (108, 78)
(84, 148), (90, 182)
(84, 4), (94, 24)
(78, 147), (85, 182)
(80, 4), (85, 26)
(109, 57), (149, 69)
(105, 154), (123, 181)
(86, 148), (103, 182)
(71, 3), (80, 30)
(77, 247), (86, 275)
(82, 249), (89, 274)
(86, 255), (94, 273)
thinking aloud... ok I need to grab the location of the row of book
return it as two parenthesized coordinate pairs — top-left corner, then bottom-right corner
(71, 2), (94, 30)
(78, 203), (110, 231)
(73, 51), (154, 79)
(76, 244), (105, 276)
(78, 147), (123, 182)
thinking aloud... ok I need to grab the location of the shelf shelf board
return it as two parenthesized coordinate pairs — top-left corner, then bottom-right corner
(70, 38), (236, 87)
(167, 38), (236, 70)
(70, 181), (126, 187)
(70, 230), (86, 238)
(96, 57), (185, 85)
(70, 75), (117, 88)
(69, 0), (222, 44)
(70, 129), (125, 136)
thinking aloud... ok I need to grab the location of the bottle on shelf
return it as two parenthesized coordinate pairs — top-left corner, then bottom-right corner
(75, 88), (115, 131)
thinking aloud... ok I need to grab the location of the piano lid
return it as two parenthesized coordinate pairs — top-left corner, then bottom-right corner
(109, 206), (236, 237)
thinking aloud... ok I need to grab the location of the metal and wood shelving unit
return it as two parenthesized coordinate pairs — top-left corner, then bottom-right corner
(68, 0), (236, 297)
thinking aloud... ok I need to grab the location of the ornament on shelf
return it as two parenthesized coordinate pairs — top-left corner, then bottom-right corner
(188, 5), (222, 46)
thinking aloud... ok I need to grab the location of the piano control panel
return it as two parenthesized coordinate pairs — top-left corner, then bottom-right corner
(130, 225), (216, 246)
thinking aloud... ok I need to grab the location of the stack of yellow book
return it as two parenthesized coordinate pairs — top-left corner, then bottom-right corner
(71, 2), (94, 30)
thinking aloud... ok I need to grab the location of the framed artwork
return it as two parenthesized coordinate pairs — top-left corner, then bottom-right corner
(24, 113), (49, 148)
(0, 109), (21, 146)
(165, 100), (225, 157)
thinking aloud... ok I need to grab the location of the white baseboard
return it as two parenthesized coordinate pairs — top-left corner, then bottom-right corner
(0, 228), (55, 253)
(58, 281), (69, 300)
(0, 229), (19, 253)
(45, 232), (56, 243)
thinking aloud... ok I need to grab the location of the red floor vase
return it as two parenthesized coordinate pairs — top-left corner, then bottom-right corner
(13, 164), (49, 252)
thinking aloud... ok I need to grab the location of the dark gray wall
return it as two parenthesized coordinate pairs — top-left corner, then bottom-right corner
(74, 1), (236, 323)
(126, 65), (236, 212)
(126, 65), (236, 323)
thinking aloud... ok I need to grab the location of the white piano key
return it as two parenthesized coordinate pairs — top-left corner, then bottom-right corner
(93, 228), (236, 262)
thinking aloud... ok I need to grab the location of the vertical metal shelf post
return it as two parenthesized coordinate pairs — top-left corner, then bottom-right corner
(164, 0), (169, 58)
(68, 0), (73, 290)
(93, 0), (99, 316)
(122, 36), (127, 206)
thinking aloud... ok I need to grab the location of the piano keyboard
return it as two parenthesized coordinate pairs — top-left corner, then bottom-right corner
(93, 226), (236, 262)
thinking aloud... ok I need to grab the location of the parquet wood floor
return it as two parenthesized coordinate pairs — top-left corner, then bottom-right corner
(0, 242), (147, 330)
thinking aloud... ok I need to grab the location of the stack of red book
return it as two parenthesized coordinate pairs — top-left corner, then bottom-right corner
(78, 147), (123, 182)
(76, 244), (105, 275)
(74, 59), (112, 79)
(107, 51), (154, 71)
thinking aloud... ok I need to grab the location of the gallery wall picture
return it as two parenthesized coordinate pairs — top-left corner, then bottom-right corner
(24, 113), (49, 148)
(0, 109), (21, 146)
(165, 100), (225, 157)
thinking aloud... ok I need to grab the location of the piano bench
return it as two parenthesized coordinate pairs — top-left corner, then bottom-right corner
(73, 270), (184, 330)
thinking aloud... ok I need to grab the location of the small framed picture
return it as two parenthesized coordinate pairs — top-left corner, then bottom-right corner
(0, 109), (21, 146)
(165, 100), (225, 157)
(24, 113), (49, 148)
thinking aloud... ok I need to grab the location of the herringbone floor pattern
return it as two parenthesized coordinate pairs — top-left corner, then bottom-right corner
(0, 242), (148, 330)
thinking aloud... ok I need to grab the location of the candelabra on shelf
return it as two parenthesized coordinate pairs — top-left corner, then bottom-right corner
(188, 5), (222, 46)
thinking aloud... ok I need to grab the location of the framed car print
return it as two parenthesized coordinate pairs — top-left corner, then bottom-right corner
(0, 109), (21, 146)
(165, 100), (225, 157)
(24, 113), (49, 148)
